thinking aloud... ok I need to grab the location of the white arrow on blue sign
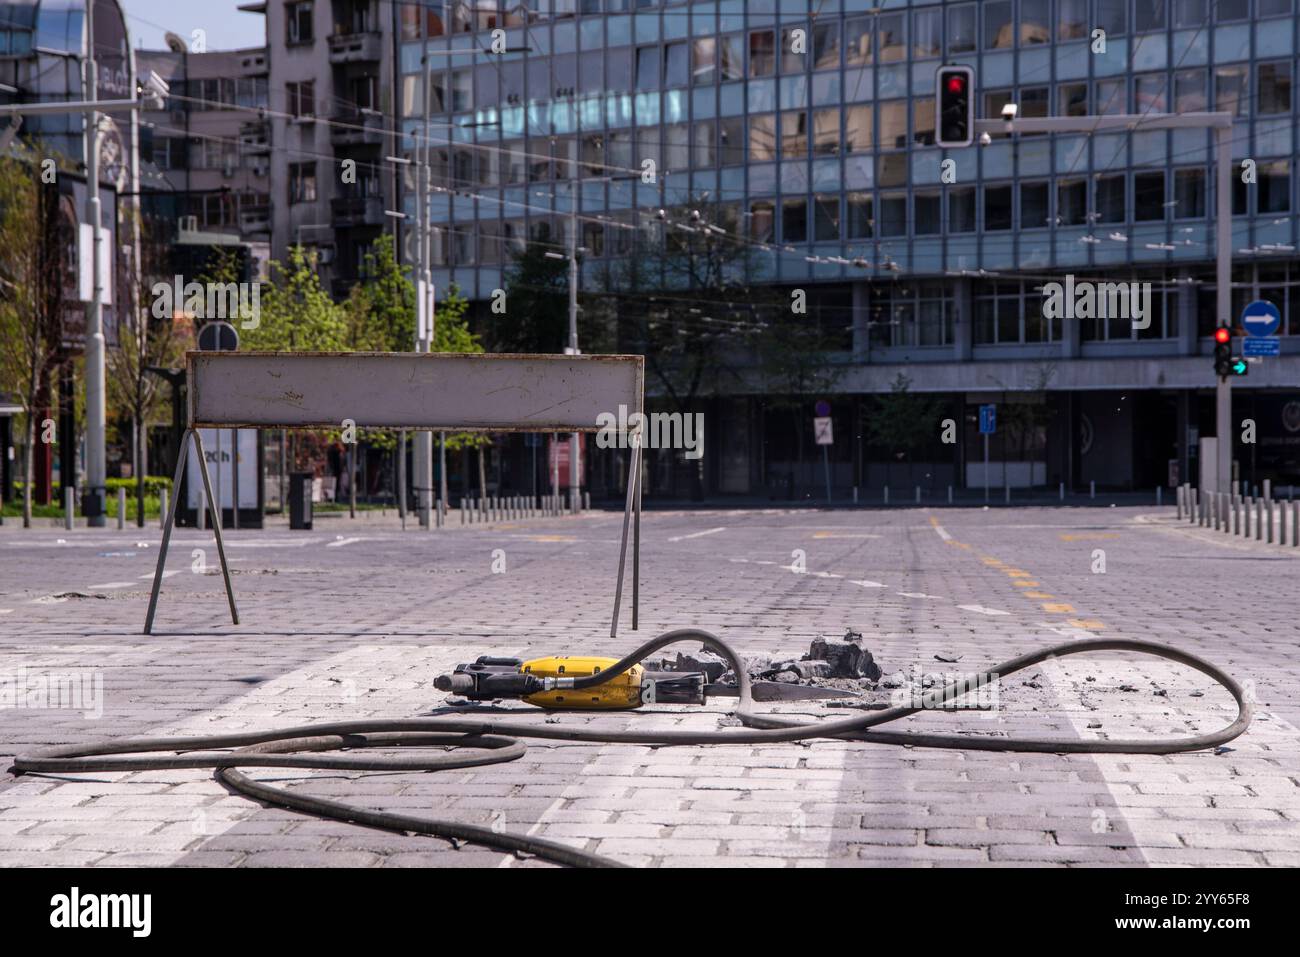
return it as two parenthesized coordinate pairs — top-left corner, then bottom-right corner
(1241, 299), (1281, 337)
(979, 404), (996, 434)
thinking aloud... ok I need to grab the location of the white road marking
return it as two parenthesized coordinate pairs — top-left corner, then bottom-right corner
(86, 582), (138, 591)
(138, 570), (180, 580)
(930, 521), (953, 541)
(667, 526), (727, 542)
(326, 537), (364, 548)
(0, 609), (12, 614)
(957, 604), (1011, 616)
(850, 579), (886, 588)
(897, 591), (940, 599)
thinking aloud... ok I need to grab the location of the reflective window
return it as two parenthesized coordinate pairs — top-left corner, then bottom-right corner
(878, 13), (906, 62)
(1135, 171), (1166, 221)
(813, 194), (840, 240)
(948, 4), (976, 53)
(692, 38), (715, 84)
(780, 26), (805, 73)
(912, 7), (941, 58)
(664, 41), (688, 87)
(949, 187), (976, 232)
(984, 1), (1012, 50)
(984, 184), (1012, 229)
(782, 197), (808, 242)
(1058, 178), (1087, 225)
(749, 114), (776, 161)
(1021, 181), (1050, 228)
(846, 192), (873, 237)
(1215, 64), (1248, 116)
(1173, 167), (1205, 217)
(780, 110), (808, 158)
(1134, 0), (1167, 32)
(749, 30), (775, 76)
(845, 16), (872, 66)
(1058, 0), (1088, 40)
(813, 108), (840, 155)
(813, 22), (840, 70)
(1259, 62), (1293, 115)
(845, 105), (872, 153)
(1096, 173), (1127, 222)
(1174, 69), (1206, 112)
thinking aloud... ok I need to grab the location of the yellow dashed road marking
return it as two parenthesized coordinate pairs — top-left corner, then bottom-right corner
(1042, 602), (1075, 613)
(1012, 580), (1040, 588)
(1006, 570), (1032, 578)
(1067, 619), (1107, 630)
(1024, 591), (1055, 599)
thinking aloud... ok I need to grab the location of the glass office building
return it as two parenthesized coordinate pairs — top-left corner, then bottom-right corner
(395, 1), (1300, 497)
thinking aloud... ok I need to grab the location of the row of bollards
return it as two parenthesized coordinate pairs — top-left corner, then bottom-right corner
(1177, 482), (1300, 548)
(458, 493), (590, 525)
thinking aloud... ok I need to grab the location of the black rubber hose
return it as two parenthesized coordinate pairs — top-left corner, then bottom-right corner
(11, 631), (1251, 868)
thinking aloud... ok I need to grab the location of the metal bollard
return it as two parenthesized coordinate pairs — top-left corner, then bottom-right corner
(1176, 485), (1183, 520)
(159, 488), (168, 529)
(1294, 501), (1299, 548)
(461, 500), (466, 525)
(1256, 499), (1263, 541)
(1060, 481), (1065, 502)
(117, 487), (126, 530)
(1267, 498), (1274, 544)
(884, 486), (890, 505)
(1004, 485), (1010, 504)
(1090, 480), (1096, 500)
(1156, 486), (1162, 507)
(852, 486), (858, 505)
(948, 485), (953, 505)
(64, 486), (74, 530)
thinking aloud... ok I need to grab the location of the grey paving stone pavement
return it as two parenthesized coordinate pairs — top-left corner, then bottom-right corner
(1, 504), (1296, 867)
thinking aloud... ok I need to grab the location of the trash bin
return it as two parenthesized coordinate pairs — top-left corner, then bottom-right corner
(289, 471), (313, 530)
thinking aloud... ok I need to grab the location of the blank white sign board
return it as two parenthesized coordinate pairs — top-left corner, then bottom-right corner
(187, 352), (644, 431)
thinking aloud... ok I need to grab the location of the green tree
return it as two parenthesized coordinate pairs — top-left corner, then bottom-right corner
(241, 245), (348, 352)
(345, 234), (415, 353)
(865, 372), (946, 487)
(493, 234), (570, 353)
(0, 147), (63, 526)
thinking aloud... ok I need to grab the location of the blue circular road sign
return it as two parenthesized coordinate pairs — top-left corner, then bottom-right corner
(1241, 299), (1281, 337)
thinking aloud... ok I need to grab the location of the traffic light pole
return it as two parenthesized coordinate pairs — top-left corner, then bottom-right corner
(972, 111), (1235, 494)
(1214, 124), (1232, 495)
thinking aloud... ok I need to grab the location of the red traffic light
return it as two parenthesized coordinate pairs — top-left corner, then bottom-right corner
(1214, 326), (1231, 344)
(947, 75), (966, 94)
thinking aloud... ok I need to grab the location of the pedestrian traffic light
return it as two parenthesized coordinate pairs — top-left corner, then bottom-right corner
(1213, 325), (1247, 378)
(935, 65), (975, 148)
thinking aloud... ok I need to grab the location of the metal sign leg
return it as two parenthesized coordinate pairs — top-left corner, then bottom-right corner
(193, 429), (240, 625)
(632, 446), (641, 632)
(143, 428), (192, 634)
(609, 441), (641, 638)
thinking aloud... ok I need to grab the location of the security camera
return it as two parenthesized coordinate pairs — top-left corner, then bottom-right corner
(1000, 102), (1018, 121)
(979, 131), (992, 146)
(140, 70), (170, 110)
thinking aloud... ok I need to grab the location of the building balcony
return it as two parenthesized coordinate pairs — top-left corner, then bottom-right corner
(330, 109), (385, 146)
(328, 30), (382, 65)
(239, 119), (270, 154)
(239, 204), (271, 235)
(330, 194), (385, 228)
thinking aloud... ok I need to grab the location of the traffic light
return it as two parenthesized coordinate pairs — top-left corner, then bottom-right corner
(935, 65), (975, 148)
(1213, 325), (1248, 378)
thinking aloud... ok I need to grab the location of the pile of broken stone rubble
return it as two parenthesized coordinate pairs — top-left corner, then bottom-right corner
(650, 629), (883, 690)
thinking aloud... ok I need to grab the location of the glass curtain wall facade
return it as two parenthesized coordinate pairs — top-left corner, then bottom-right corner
(392, 0), (1300, 497)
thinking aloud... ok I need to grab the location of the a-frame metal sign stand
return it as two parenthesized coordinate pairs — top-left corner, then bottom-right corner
(144, 352), (645, 638)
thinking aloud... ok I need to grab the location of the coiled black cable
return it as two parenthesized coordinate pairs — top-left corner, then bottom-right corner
(11, 630), (1251, 868)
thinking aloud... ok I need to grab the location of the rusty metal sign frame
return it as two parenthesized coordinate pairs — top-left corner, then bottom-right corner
(144, 351), (646, 637)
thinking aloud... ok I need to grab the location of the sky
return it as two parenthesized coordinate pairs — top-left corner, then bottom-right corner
(122, 0), (266, 52)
